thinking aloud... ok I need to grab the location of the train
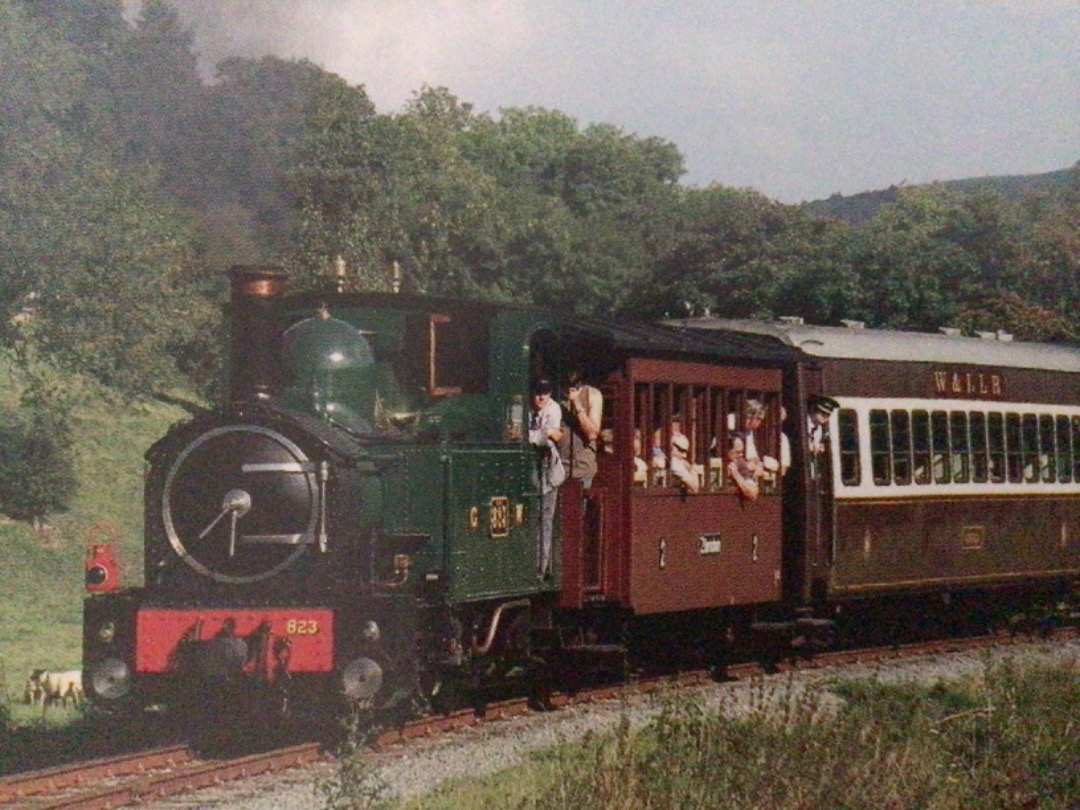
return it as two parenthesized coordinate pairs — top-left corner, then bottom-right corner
(81, 265), (1080, 722)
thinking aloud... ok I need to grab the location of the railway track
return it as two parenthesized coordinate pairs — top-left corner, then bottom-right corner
(4, 629), (1073, 809)
(0, 742), (323, 810)
(374, 628), (1069, 747)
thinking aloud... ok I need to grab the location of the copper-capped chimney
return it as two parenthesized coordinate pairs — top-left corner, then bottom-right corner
(228, 265), (288, 404)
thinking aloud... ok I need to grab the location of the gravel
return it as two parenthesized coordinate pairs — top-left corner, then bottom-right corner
(142, 637), (1080, 810)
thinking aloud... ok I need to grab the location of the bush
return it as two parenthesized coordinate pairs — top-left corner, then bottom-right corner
(318, 708), (393, 810)
(0, 372), (76, 528)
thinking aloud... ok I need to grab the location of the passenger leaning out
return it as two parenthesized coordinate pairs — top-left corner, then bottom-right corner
(529, 379), (565, 579)
(726, 435), (760, 502)
(670, 432), (700, 493)
(564, 369), (603, 488)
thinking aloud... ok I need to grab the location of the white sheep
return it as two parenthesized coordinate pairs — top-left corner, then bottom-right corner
(23, 669), (46, 706)
(33, 669), (84, 709)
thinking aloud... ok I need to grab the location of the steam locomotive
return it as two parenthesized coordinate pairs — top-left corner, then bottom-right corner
(82, 266), (1080, 721)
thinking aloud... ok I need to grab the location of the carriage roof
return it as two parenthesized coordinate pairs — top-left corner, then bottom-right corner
(670, 318), (1080, 374)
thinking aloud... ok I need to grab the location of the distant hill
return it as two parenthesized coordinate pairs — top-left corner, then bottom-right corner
(801, 164), (1077, 226)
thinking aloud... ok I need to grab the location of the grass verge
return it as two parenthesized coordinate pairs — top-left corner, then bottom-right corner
(330, 654), (1079, 810)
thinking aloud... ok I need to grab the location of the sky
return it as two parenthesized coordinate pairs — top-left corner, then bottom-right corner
(145, 1), (1078, 203)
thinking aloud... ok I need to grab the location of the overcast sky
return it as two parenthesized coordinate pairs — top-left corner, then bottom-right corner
(149, 1), (1078, 203)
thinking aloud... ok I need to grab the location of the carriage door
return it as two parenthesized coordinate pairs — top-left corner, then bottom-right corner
(559, 380), (625, 608)
(794, 368), (834, 603)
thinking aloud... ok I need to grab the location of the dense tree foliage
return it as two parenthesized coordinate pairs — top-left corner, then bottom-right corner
(1, 0), (1075, 522)
(292, 87), (686, 314)
(1, 0), (1078, 381)
(0, 0), (213, 398)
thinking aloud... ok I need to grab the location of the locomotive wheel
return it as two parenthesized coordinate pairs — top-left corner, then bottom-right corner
(525, 654), (556, 712)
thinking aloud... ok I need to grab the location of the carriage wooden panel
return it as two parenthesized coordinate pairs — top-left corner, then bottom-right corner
(819, 358), (1080, 406)
(628, 493), (782, 613)
(830, 496), (1080, 594)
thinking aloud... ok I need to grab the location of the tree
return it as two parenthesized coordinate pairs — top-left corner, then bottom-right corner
(293, 87), (689, 314)
(0, 372), (77, 530)
(1010, 165), (1080, 335)
(953, 292), (1076, 343)
(170, 55), (366, 267)
(290, 77), (393, 288)
(850, 186), (989, 331)
(0, 1), (215, 398)
(108, 0), (201, 169)
(623, 186), (791, 320)
(757, 211), (864, 325)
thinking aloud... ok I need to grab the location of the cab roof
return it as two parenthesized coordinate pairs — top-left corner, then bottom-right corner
(285, 290), (802, 366)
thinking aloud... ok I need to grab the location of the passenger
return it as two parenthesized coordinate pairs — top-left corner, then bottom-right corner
(670, 413), (687, 443)
(807, 395), (839, 456)
(726, 399), (772, 477)
(564, 369), (603, 488)
(632, 428), (648, 484)
(670, 433), (700, 493)
(726, 436), (760, 502)
(743, 399), (777, 475)
(600, 428), (615, 455)
(650, 426), (667, 477)
(779, 406), (792, 477)
(739, 399), (768, 475)
(529, 379), (565, 579)
(806, 395), (839, 481)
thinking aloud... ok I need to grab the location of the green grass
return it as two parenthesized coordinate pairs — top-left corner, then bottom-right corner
(328, 655), (1080, 810)
(0, 352), (189, 721)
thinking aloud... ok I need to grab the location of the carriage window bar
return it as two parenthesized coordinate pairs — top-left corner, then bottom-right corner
(858, 407), (1079, 488)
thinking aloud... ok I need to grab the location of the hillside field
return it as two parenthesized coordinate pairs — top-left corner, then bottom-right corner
(0, 353), (188, 719)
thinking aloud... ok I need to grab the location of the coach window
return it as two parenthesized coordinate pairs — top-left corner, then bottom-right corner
(950, 412), (970, 483)
(1038, 415), (1056, 483)
(707, 388), (728, 489)
(709, 388), (728, 445)
(890, 410), (912, 485)
(970, 412), (989, 483)
(1022, 414), (1040, 483)
(1072, 416), (1080, 482)
(931, 410), (950, 484)
(632, 385), (651, 486)
(673, 386), (690, 438)
(1005, 413), (1023, 483)
(912, 410), (931, 484)
(760, 392), (778, 458)
(1056, 415), (1073, 483)
(989, 412), (1006, 483)
(837, 408), (860, 486)
(674, 384), (703, 489)
(654, 385), (673, 486)
(692, 385), (712, 487)
(869, 410), (890, 485)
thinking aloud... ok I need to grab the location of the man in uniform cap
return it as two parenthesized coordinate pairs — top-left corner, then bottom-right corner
(807, 395), (839, 457)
